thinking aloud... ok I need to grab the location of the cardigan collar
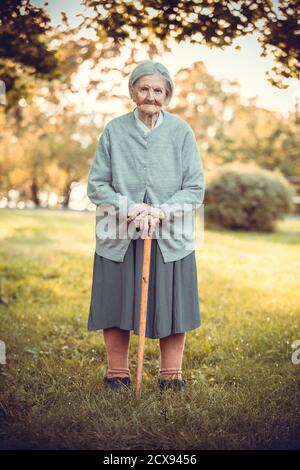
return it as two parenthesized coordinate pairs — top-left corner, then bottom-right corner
(133, 107), (163, 135)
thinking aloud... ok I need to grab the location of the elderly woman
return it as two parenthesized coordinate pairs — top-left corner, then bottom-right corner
(87, 60), (205, 391)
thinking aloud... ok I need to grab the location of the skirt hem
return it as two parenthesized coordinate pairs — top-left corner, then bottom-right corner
(87, 322), (201, 340)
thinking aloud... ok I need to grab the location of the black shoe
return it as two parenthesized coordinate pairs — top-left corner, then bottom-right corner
(103, 376), (131, 390)
(158, 378), (187, 391)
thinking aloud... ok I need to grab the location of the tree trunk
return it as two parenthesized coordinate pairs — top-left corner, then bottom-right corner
(62, 182), (71, 208)
(30, 177), (39, 206)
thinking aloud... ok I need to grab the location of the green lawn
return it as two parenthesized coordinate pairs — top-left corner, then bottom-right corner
(0, 208), (300, 450)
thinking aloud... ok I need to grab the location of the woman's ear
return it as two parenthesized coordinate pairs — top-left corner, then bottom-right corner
(129, 85), (136, 103)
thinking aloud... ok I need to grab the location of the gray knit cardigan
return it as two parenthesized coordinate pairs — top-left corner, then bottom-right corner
(87, 108), (205, 263)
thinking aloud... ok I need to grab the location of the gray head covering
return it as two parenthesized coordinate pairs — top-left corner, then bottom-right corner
(128, 60), (174, 106)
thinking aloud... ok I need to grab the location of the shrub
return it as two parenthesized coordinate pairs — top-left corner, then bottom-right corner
(204, 163), (295, 232)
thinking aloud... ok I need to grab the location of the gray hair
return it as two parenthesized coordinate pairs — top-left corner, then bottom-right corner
(128, 60), (174, 106)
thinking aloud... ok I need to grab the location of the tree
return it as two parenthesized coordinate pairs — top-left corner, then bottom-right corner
(170, 61), (300, 176)
(80, 0), (300, 88)
(0, 0), (62, 111)
(0, 101), (98, 206)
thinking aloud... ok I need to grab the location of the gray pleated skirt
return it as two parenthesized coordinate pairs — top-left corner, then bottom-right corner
(87, 233), (201, 339)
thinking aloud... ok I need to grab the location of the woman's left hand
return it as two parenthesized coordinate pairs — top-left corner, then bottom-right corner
(136, 212), (160, 238)
(128, 204), (165, 238)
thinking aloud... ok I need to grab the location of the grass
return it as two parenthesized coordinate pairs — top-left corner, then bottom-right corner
(0, 208), (299, 450)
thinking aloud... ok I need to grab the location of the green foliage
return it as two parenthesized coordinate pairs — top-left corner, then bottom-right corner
(0, 0), (61, 110)
(205, 164), (295, 232)
(170, 61), (300, 177)
(81, 0), (300, 88)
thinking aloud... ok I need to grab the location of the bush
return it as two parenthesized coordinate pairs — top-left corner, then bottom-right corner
(204, 163), (295, 232)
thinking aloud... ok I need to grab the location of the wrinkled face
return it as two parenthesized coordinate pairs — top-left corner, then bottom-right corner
(131, 74), (168, 115)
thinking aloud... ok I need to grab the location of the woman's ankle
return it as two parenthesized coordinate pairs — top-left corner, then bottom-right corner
(106, 367), (130, 379)
(159, 368), (182, 381)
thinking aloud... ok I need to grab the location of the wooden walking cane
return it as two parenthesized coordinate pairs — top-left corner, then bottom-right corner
(135, 232), (152, 400)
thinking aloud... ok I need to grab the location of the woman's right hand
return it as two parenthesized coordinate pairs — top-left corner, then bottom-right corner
(127, 203), (149, 222)
(136, 212), (160, 238)
(127, 203), (163, 238)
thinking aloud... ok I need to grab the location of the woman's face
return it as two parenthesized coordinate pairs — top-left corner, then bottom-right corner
(132, 74), (168, 115)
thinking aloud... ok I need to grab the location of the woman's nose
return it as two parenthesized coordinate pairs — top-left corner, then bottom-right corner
(146, 89), (155, 99)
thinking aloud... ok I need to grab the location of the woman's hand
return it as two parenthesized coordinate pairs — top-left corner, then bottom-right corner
(148, 206), (165, 221)
(127, 203), (165, 238)
(127, 203), (149, 222)
(138, 205), (165, 238)
(127, 203), (165, 222)
(137, 213), (160, 238)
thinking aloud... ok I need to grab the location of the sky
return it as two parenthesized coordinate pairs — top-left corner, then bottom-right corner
(32, 0), (299, 117)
